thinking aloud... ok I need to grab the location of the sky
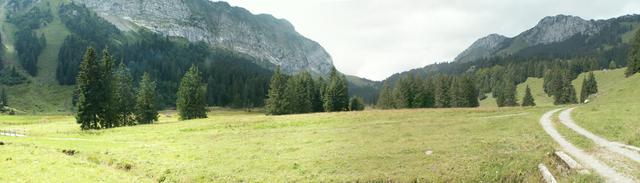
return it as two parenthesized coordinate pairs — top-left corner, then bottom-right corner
(221, 0), (640, 81)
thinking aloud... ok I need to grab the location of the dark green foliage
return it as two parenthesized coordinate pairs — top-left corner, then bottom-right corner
(323, 68), (350, 112)
(609, 60), (618, 70)
(0, 67), (29, 85)
(414, 78), (435, 108)
(522, 85), (536, 107)
(393, 75), (418, 108)
(98, 50), (117, 129)
(57, 35), (93, 85)
(496, 78), (518, 107)
(177, 65), (207, 120)
(135, 73), (159, 124)
(14, 30), (46, 76)
(75, 48), (101, 130)
(349, 97), (365, 111)
(553, 71), (578, 105)
(1, 88), (7, 107)
(114, 63), (136, 126)
(580, 72), (599, 103)
(58, 3), (120, 48)
(265, 67), (288, 115)
(626, 29), (640, 77)
(376, 81), (395, 109)
(434, 75), (451, 108)
(6, 7), (53, 30)
(284, 72), (314, 114)
(451, 75), (479, 108)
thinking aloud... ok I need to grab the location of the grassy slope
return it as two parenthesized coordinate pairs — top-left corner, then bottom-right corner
(0, 107), (601, 182)
(480, 77), (554, 108)
(0, 0), (75, 113)
(571, 69), (640, 146)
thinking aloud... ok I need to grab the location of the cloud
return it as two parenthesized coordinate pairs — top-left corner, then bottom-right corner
(220, 0), (640, 80)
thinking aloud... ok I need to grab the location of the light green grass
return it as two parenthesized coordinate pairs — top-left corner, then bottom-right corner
(572, 68), (640, 146)
(480, 77), (554, 108)
(0, 107), (597, 182)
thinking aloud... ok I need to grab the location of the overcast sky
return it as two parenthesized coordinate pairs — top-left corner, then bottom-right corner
(221, 0), (640, 80)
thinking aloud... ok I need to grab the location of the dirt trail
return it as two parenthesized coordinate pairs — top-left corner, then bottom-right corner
(540, 108), (634, 182)
(559, 108), (640, 163)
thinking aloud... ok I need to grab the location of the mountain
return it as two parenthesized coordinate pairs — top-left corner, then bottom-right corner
(0, 0), (347, 112)
(454, 14), (629, 63)
(72, 0), (334, 76)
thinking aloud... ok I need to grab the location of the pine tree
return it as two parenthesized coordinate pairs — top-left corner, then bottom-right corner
(414, 77), (435, 108)
(98, 49), (116, 128)
(284, 72), (313, 114)
(626, 29), (640, 77)
(376, 81), (395, 109)
(580, 77), (589, 103)
(434, 75), (451, 108)
(135, 72), (158, 124)
(554, 71), (578, 105)
(113, 63), (136, 126)
(522, 85), (536, 107)
(497, 78), (517, 107)
(312, 77), (325, 112)
(76, 47), (101, 130)
(323, 68), (349, 112)
(0, 88), (7, 107)
(349, 96), (365, 111)
(395, 75), (417, 108)
(587, 72), (598, 95)
(609, 60), (617, 70)
(265, 66), (288, 115)
(176, 65), (207, 120)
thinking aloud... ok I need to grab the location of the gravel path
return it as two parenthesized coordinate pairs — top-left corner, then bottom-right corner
(559, 108), (640, 163)
(540, 108), (634, 182)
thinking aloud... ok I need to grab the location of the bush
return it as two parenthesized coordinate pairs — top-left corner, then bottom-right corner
(349, 97), (365, 111)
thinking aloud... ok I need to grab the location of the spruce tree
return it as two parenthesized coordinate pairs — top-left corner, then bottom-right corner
(113, 62), (135, 126)
(376, 81), (395, 109)
(349, 96), (365, 111)
(99, 49), (116, 128)
(497, 78), (517, 107)
(135, 72), (159, 124)
(434, 75), (451, 108)
(0, 88), (7, 107)
(323, 68), (349, 112)
(76, 47), (101, 130)
(609, 60), (617, 70)
(587, 72), (598, 95)
(414, 77), (435, 108)
(626, 29), (640, 77)
(176, 65), (207, 120)
(395, 75), (417, 108)
(312, 77), (325, 112)
(554, 71), (578, 105)
(522, 85), (536, 107)
(265, 66), (288, 115)
(580, 77), (589, 103)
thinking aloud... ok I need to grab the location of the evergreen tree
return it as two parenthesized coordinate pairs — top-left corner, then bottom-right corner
(176, 65), (207, 120)
(497, 78), (517, 107)
(580, 72), (598, 103)
(394, 75), (417, 108)
(76, 47), (102, 130)
(323, 68), (349, 112)
(0, 88), (7, 107)
(414, 77), (435, 108)
(349, 96), (365, 111)
(135, 72), (158, 124)
(98, 49), (116, 128)
(284, 72), (313, 114)
(376, 81), (395, 109)
(580, 77), (589, 103)
(458, 75), (479, 107)
(312, 77), (325, 112)
(554, 71), (578, 105)
(113, 62), (136, 126)
(434, 75), (451, 108)
(626, 29), (640, 77)
(609, 60), (617, 70)
(522, 85), (536, 107)
(587, 72), (598, 95)
(265, 67), (288, 115)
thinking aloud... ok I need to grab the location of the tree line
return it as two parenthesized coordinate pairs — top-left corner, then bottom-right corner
(265, 67), (362, 115)
(75, 47), (211, 130)
(377, 74), (479, 109)
(8, 6), (52, 76)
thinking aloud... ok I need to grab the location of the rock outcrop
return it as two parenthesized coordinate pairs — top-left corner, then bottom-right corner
(72, 0), (334, 75)
(454, 34), (510, 63)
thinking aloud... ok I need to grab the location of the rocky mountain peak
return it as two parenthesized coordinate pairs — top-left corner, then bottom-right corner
(520, 14), (600, 45)
(454, 34), (510, 63)
(72, 0), (335, 76)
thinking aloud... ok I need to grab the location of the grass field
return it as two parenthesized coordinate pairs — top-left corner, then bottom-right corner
(0, 106), (603, 182)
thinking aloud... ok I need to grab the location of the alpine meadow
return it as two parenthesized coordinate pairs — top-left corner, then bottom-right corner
(4, 0), (640, 182)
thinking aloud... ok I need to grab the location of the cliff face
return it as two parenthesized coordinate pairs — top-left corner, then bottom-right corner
(454, 34), (510, 63)
(72, 0), (334, 75)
